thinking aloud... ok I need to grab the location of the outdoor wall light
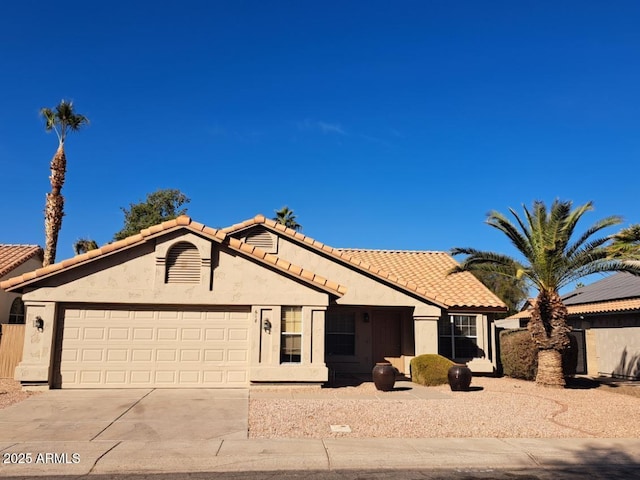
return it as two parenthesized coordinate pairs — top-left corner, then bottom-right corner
(33, 316), (44, 330)
(363, 312), (370, 323)
(263, 319), (272, 333)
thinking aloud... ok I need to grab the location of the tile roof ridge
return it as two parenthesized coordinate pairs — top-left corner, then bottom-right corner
(0, 244), (42, 248)
(336, 248), (447, 254)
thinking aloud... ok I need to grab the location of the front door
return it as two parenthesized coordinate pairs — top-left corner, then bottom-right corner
(371, 310), (401, 364)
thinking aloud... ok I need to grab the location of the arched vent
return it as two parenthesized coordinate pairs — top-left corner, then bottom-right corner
(245, 227), (276, 251)
(166, 242), (201, 284)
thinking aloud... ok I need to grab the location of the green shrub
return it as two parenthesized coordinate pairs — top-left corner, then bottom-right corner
(500, 329), (537, 380)
(500, 328), (579, 380)
(410, 354), (455, 386)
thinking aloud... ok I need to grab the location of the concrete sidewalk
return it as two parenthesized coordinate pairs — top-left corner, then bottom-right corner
(1, 383), (639, 477)
(1, 437), (639, 477)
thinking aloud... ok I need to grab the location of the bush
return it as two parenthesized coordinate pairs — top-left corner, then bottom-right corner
(500, 329), (537, 380)
(500, 328), (579, 380)
(410, 354), (455, 386)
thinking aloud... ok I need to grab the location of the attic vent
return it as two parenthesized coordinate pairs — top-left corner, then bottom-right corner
(166, 242), (201, 284)
(245, 227), (276, 252)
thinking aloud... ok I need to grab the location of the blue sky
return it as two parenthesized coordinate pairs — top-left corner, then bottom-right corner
(2, 1), (639, 280)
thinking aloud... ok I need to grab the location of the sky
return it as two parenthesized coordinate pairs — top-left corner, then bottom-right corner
(1, 1), (639, 289)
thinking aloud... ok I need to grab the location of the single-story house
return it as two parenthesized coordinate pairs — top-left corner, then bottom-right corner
(503, 272), (640, 380)
(1, 215), (506, 389)
(0, 245), (43, 324)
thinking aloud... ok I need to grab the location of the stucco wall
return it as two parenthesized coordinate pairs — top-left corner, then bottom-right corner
(1, 258), (42, 323)
(21, 234), (328, 307)
(590, 314), (640, 379)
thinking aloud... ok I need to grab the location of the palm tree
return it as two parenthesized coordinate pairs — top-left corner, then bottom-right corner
(73, 238), (98, 255)
(451, 200), (640, 388)
(41, 100), (89, 266)
(273, 206), (301, 231)
(608, 224), (640, 258)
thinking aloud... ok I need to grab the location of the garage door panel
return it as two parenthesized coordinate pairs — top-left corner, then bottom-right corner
(59, 307), (250, 388)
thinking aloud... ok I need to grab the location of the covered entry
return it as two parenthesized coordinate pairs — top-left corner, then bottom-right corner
(325, 306), (414, 374)
(53, 306), (250, 388)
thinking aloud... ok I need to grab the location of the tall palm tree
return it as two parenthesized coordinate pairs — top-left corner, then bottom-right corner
(451, 200), (640, 388)
(273, 206), (301, 231)
(73, 238), (98, 255)
(41, 100), (89, 266)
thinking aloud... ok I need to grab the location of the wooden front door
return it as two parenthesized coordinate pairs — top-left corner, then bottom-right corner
(371, 310), (401, 364)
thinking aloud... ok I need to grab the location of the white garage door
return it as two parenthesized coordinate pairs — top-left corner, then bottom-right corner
(58, 307), (250, 388)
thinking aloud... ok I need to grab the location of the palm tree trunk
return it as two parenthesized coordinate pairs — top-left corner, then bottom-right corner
(528, 289), (571, 387)
(43, 143), (67, 266)
(535, 349), (565, 388)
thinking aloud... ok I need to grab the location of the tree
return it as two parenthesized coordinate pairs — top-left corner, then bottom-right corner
(73, 238), (98, 255)
(607, 224), (640, 258)
(273, 206), (301, 231)
(114, 189), (190, 240)
(451, 200), (640, 388)
(40, 100), (89, 266)
(471, 268), (529, 317)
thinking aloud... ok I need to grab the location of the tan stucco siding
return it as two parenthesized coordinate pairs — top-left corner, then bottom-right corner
(1, 258), (42, 323)
(592, 321), (640, 379)
(276, 237), (441, 317)
(21, 240), (328, 307)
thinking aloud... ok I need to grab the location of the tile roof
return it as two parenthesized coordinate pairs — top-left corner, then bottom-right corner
(0, 217), (346, 297)
(0, 245), (43, 278)
(224, 215), (506, 310)
(338, 249), (506, 309)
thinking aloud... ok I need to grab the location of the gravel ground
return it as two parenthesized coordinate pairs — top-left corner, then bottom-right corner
(249, 376), (640, 439)
(2, 376), (638, 439)
(0, 378), (40, 409)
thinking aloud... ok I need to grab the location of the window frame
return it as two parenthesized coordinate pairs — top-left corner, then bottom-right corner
(439, 314), (480, 360)
(8, 297), (25, 324)
(280, 306), (302, 364)
(325, 311), (356, 356)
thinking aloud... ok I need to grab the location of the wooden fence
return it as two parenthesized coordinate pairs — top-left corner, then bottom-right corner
(0, 324), (25, 378)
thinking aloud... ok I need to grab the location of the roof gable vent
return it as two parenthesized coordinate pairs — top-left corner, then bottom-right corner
(244, 227), (277, 253)
(166, 242), (201, 284)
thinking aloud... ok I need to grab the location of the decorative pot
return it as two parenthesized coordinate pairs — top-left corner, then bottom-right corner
(372, 362), (396, 391)
(448, 364), (472, 391)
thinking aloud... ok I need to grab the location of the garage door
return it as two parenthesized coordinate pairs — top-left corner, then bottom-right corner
(58, 307), (250, 388)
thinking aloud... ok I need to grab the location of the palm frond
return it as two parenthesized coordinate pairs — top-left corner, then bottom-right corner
(41, 100), (89, 143)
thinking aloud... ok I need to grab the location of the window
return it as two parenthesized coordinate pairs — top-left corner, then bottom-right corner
(326, 312), (355, 355)
(439, 314), (480, 359)
(8, 298), (25, 324)
(281, 307), (302, 363)
(165, 242), (200, 284)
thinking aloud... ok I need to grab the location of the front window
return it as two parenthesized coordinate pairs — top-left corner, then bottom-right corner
(439, 314), (480, 359)
(8, 298), (25, 324)
(326, 312), (356, 356)
(281, 307), (302, 363)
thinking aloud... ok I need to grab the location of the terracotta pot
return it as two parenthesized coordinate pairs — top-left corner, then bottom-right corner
(448, 364), (472, 391)
(372, 362), (396, 391)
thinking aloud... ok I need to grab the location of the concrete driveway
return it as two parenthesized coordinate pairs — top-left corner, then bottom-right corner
(0, 388), (248, 442)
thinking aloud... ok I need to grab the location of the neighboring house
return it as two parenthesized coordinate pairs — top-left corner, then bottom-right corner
(0, 215), (506, 389)
(0, 245), (43, 324)
(503, 272), (640, 380)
